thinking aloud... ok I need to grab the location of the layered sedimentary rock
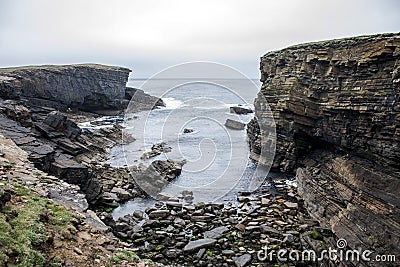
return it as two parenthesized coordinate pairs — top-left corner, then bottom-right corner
(248, 33), (400, 265)
(0, 64), (170, 205)
(0, 64), (131, 112)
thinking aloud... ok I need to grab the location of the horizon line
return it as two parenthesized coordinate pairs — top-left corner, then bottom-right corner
(130, 77), (261, 80)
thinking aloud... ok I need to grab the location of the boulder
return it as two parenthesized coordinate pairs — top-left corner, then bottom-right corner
(49, 158), (88, 185)
(230, 106), (253, 115)
(125, 87), (165, 112)
(203, 226), (229, 239)
(141, 142), (172, 160)
(225, 119), (245, 130)
(43, 111), (81, 139)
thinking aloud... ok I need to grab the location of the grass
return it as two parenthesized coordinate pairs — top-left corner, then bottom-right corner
(206, 249), (213, 257)
(110, 249), (140, 264)
(0, 182), (73, 266)
(310, 229), (322, 240)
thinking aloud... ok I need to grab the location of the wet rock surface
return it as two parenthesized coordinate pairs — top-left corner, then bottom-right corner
(141, 142), (172, 160)
(230, 106), (253, 115)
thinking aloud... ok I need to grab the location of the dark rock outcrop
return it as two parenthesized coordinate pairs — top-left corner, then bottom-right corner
(248, 33), (400, 266)
(0, 64), (131, 113)
(125, 87), (165, 113)
(230, 106), (253, 115)
(0, 64), (169, 205)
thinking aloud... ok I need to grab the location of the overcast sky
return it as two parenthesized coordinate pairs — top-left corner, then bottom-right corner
(0, 0), (399, 78)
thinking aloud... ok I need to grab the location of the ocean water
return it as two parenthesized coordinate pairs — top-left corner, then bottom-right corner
(110, 78), (274, 218)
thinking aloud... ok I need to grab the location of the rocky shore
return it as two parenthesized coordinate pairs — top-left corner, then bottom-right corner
(103, 181), (328, 266)
(0, 64), (182, 266)
(1, 32), (399, 266)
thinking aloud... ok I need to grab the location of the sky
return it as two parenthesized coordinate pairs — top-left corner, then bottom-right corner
(0, 0), (399, 78)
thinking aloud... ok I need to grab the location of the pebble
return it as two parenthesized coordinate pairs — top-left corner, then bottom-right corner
(73, 247), (83, 255)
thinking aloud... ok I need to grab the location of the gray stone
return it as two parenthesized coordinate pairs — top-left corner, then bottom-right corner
(261, 197), (270, 206)
(165, 249), (182, 258)
(283, 201), (298, 209)
(174, 217), (186, 227)
(132, 210), (144, 219)
(49, 158), (88, 185)
(191, 215), (214, 222)
(148, 209), (170, 219)
(196, 248), (206, 259)
(283, 233), (295, 243)
(166, 201), (183, 209)
(183, 238), (217, 252)
(260, 225), (281, 235)
(222, 250), (235, 256)
(110, 187), (131, 201)
(225, 119), (245, 130)
(203, 226), (229, 239)
(232, 253), (251, 267)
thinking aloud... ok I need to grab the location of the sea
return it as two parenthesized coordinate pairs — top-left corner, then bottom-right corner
(110, 77), (281, 219)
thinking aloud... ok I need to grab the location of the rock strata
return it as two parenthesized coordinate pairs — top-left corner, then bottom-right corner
(0, 64), (131, 113)
(248, 33), (400, 266)
(0, 64), (164, 114)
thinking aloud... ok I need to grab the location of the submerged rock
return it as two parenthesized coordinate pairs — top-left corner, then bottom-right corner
(183, 128), (194, 134)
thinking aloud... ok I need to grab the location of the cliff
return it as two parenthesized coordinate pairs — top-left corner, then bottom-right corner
(0, 64), (131, 113)
(249, 33), (400, 266)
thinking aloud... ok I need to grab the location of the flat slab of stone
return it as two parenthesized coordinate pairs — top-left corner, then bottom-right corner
(183, 238), (217, 252)
(260, 224), (281, 235)
(203, 226), (229, 239)
(232, 253), (252, 267)
(225, 119), (245, 130)
(148, 209), (170, 219)
(49, 158), (88, 184)
(283, 201), (298, 209)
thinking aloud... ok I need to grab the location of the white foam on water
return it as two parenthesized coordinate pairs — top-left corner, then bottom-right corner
(162, 97), (185, 109)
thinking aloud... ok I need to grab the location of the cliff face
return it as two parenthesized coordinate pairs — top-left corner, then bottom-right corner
(249, 33), (400, 265)
(0, 64), (131, 112)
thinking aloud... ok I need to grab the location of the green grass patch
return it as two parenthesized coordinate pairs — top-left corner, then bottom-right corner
(0, 183), (73, 266)
(110, 249), (140, 264)
(206, 249), (213, 257)
(310, 229), (322, 240)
